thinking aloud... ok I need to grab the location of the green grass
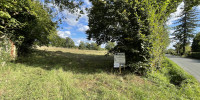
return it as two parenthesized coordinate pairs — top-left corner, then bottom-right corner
(0, 47), (200, 99)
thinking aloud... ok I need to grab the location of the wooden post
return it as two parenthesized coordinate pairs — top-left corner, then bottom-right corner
(119, 65), (121, 74)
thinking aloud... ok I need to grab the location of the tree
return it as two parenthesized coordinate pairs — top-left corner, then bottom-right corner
(173, 42), (182, 55)
(173, 1), (199, 55)
(86, 0), (183, 74)
(0, 0), (56, 56)
(0, 0), (86, 56)
(192, 32), (200, 52)
(65, 37), (75, 48)
(90, 42), (100, 50)
(105, 41), (115, 51)
(78, 41), (86, 50)
(85, 42), (91, 50)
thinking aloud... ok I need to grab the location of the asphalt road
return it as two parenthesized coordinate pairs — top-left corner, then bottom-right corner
(167, 55), (200, 82)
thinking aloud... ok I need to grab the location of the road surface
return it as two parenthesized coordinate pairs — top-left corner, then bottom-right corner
(167, 55), (200, 82)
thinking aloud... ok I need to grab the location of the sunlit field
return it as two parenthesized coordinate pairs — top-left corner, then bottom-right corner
(0, 47), (200, 99)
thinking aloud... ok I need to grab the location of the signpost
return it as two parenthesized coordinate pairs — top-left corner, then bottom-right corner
(114, 53), (125, 68)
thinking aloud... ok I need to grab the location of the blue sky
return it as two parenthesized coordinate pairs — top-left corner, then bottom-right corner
(166, 2), (200, 49)
(45, 0), (94, 46)
(43, 1), (200, 48)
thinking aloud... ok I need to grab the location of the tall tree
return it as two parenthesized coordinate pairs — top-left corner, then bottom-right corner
(173, 1), (199, 55)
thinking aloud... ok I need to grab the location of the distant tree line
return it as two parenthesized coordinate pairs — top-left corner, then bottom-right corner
(49, 35), (109, 50)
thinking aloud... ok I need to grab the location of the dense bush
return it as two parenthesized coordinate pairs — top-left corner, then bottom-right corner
(0, 0), (56, 56)
(192, 32), (200, 52)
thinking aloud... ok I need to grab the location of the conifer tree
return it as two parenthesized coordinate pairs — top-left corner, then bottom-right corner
(173, 1), (199, 55)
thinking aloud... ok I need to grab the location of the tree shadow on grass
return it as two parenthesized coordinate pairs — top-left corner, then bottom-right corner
(15, 50), (117, 74)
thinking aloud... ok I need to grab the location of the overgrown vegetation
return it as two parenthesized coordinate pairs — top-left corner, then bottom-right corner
(0, 47), (199, 99)
(0, 0), (57, 56)
(87, 0), (183, 74)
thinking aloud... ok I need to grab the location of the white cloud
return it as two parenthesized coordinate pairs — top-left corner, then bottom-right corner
(166, 2), (184, 26)
(61, 5), (89, 26)
(197, 5), (200, 10)
(84, 0), (92, 6)
(58, 31), (71, 38)
(169, 29), (175, 34)
(78, 25), (89, 32)
(61, 10), (79, 26)
(72, 38), (95, 46)
(64, 26), (72, 30)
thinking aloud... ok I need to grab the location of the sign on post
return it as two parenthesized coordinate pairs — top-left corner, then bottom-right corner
(114, 53), (125, 68)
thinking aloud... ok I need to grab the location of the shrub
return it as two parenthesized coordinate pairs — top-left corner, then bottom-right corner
(192, 32), (200, 52)
(187, 52), (200, 59)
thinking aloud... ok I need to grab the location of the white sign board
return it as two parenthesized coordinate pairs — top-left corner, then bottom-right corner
(114, 53), (125, 68)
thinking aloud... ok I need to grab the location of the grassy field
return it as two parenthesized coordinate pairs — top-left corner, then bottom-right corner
(0, 47), (200, 99)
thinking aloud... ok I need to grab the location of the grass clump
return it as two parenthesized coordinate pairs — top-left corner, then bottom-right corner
(147, 57), (200, 99)
(0, 47), (200, 99)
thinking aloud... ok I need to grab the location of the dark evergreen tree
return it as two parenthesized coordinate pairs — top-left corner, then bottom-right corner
(173, 1), (199, 55)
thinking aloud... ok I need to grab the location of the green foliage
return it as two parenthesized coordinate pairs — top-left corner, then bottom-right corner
(0, 0), (57, 56)
(0, 36), (11, 66)
(165, 49), (176, 55)
(87, 0), (181, 74)
(49, 34), (76, 48)
(173, 3), (200, 55)
(78, 41), (101, 50)
(173, 42), (191, 56)
(187, 52), (200, 59)
(78, 41), (86, 50)
(105, 41), (115, 51)
(192, 32), (200, 52)
(90, 42), (100, 50)
(65, 37), (75, 48)
(148, 57), (200, 99)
